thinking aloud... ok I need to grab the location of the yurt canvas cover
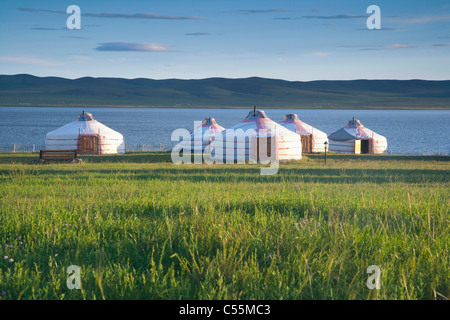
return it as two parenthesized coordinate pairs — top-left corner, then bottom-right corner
(328, 118), (387, 154)
(211, 109), (302, 162)
(45, 111), (125, 154)
(279, 114), (328, 153)
(179, 117), (225, 153)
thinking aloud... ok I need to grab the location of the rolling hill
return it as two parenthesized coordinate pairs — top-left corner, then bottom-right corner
(0, 74), (449, 109)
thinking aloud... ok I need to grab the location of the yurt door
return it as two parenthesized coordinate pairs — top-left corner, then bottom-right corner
(256, 137), (273, 162)
(300, 135), (312, 153)
(78, 135), (100, 155)
(361, 140), (370, 154)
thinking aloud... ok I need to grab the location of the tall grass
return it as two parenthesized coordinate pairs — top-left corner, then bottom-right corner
(0, 154), (448, 300)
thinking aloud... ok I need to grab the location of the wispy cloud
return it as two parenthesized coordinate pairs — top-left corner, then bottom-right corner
(61, 36), (90, 39)
(184, 32), (211, 36)
(386, 44), (417, 49)
(353, 27), (398, 31)
(19, 8), (64, 14)
(273, 17), (299, 20)
(29, 26), (65, 31)
(389, 14), (450, 24)
(275, 14), (366, 21)
(0, 56), (62, 66)
(302, 14), (366, 19)
(95, 42), (175, 52)
(29, 24), (100, 31)
(225, 9), (293, 15)
(357, 44), (417, 51)
(340, 45), (383, 48)
(312, 52), (330, 57)
(19, 7), (206, 21)
(432, 43), (450, 46)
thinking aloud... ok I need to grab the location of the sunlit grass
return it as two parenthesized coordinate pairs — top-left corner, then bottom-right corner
(0, 153), (448, 300)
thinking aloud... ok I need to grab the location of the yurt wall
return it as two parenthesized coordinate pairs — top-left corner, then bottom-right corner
(179, 117), (225, 153)
(279, 114), (328, 153)
(328, 118), (387, 154)
(210, 109), (302, 163)
(45, 111), (125, 155)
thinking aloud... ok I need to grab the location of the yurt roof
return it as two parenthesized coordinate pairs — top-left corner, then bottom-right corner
(46, 111), (123, 140)
(280, 113), (327, 137)
(201, 117), (220, 126)
(328, 118), (386, 141)
(187, 117), (225, 135)
(218, 109), (298, 137)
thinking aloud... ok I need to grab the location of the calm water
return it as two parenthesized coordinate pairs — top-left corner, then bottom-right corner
(0, 107), (449, 155)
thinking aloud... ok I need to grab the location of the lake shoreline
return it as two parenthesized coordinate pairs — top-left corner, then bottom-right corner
(2, 105), (449, 110)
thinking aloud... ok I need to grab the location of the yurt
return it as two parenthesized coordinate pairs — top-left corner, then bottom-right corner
(210, 108), (302, 163)
(279, 114), (328, 153)
(179, 117), (225, 153)
(45, 111), (125, 154)
(328, 117), (387, 154)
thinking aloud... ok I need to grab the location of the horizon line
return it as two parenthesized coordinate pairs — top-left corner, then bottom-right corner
(1, 73), (449, 82)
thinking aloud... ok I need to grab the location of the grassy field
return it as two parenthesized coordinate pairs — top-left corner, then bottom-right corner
(0, 152), (448, 300)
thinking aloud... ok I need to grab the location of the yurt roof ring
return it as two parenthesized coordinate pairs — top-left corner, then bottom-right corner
(78, 110), (94, 121)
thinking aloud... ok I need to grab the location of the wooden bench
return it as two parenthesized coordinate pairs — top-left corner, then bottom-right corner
(35, 149), (82, 164)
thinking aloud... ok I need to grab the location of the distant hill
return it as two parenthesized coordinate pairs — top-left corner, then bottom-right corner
(0, 74), (449, 109)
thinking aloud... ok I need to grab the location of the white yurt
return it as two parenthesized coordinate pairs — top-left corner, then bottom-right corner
(210, 108), (302, 163)
(45, 111), (125, 154)
(179, 117), (225, 153)
(328, 118), (387, 154)
(279, 114), (328, 153)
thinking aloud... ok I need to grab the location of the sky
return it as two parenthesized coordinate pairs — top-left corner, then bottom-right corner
(0, 0), (449, 81)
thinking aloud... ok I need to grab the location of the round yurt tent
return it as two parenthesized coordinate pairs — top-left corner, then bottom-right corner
(45, 111), (125, 154)
(179, 117), (225, 153)
(279, 114), (328, 153)
(210, 108), (302, 163)
(328, 118), (387, 154)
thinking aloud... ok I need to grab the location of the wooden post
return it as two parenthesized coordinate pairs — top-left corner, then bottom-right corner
(13, 144), (16, 152)
(33, 144), (35, 152)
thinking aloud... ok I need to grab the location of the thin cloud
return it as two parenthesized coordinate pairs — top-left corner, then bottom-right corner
(0, 56), (62, 66)
(312, 52), (330, 57)
(184, 32), (211, 36)
(389, 14), (450, 24)
(29, 27), (66, 31)
(432, 43), (450, 47)
(302, 14), (366, 19)
(340, 45), (383, 48)
(225, 9), (293, 15)
(19, 7), (64, 14)
(358, 44), (417, 51)
(95, 42), (175, 52)
(353, 27), (398, 31)
(273, 17), (299, 20)
(18, 7), (206, 21)
(277, 14), (366, 20)
(61, 36), (90, 39)
(386, 44), (417, 49)
(83, 12), (205, 21)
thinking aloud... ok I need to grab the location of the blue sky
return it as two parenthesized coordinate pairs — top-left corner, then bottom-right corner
(0, 0), (449, 80)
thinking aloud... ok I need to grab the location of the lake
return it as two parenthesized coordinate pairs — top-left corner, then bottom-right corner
(0, 107), (449, 155)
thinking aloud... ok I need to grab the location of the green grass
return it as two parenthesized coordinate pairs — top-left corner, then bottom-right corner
(0, 153), (448, 300)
